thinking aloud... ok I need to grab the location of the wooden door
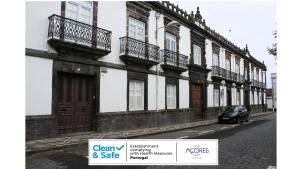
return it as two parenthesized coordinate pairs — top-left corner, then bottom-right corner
(244, 90), (250, 110)
(56, 73), (94, 134)
(227, 89), (231, 106)
(192, 84), (203, 121)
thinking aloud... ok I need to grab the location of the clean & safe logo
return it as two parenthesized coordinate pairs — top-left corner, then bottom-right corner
(92, 144), (125, 159)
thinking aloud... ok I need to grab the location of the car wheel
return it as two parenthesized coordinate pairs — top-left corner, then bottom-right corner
(236, 117), (241, 124)
(218, 118), (223, 124)
(246, 116), (249, 122)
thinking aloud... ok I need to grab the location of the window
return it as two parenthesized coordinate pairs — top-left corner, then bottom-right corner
(129, 80), (144, 111)
(244, 68), (248, 80)
(212, 53), (219, 66)
(214, 89), (220, 107)
(66, 1), (92, 24)
(236, 90), (240, 105)
(166, 84), (177, 109)
(236, 61), (240, 74)
(193, 44), (201, 65)
(225, 57), (230, 70)
(128, 17), (145, 41)
(165, 33), (177, 52)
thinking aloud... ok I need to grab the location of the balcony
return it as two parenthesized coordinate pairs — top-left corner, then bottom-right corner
(211, 66), (226, 80)
(119, 37), (160, 68)
(47, 14), (111, 59)
(250, 79), (265, 88)
(236, 74), (245, 84)
(211, 66), (245, 84)
(160, 49), (188, 73)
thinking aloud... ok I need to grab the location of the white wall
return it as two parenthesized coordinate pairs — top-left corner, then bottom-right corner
(158, 76), (165, 109)
(231, 54), (235, 72)
(149, 11), (158, 47)
(205, 39), (213, 82)
(241, 88), (244, 105)
(231, 86), (236, 105)
(224, 85), (227, 106)
(254, 89), (258, 104)
(220, 48), (225, 69)
(148, 74), (157, 110)
(179, 25), (191, 77)
(179, 79), (189, 108)
(220, 84), (226, 107)
(26, 1), (60, 51)
(26, 56), (53, 115)
(100, 68), (127, 112)
(207, 84), (214, 107)
(240, 58), (244, 75)
(97, 1), (126, 65)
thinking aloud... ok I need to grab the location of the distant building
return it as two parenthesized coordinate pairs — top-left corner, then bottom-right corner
(271, 73), (277, 111)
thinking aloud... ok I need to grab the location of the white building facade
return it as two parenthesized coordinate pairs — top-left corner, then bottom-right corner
(26, 1), (267, 140)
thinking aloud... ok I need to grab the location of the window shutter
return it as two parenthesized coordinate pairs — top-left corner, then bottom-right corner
(129, 81), (136, 110)
(136, 81), (144, 109)
(172, 85), (176, 108)
(167, 84), (176, 109)
(129, 80), (144, 111)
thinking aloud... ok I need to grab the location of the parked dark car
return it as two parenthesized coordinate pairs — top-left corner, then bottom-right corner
(218, 105), (249, 124)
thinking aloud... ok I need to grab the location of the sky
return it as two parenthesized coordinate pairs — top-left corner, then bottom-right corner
(171, 0), (276, 88)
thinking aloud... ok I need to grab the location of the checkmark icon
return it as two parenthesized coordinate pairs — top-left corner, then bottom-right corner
(116, 145), (124, 151)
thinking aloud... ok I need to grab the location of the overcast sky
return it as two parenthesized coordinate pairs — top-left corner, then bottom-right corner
(171, 1), (276, 88)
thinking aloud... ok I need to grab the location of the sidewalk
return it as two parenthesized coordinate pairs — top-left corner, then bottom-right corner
(26, 111), (274, 155)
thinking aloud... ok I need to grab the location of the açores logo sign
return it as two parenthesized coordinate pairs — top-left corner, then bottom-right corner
(185, 145), (209, 157)
(92, 144), (125, 159)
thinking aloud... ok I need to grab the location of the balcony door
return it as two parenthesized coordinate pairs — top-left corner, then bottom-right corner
(128, 17), (145, 58)
(65, 1), (93, 45)
(165, 33), (177, 65)
(225, 57), (231, 79)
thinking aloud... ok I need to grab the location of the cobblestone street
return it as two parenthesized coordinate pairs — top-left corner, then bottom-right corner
(26, 113), (276, 169)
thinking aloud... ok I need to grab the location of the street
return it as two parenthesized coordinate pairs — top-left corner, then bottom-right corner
(26, 113), (276, 169)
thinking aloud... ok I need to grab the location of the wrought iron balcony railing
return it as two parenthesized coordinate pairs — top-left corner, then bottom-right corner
(211, 66), (227, 79)
(250, 79), (264, 88)
(231, 72), (238, 81)
(211, 66), (245, 83)
(119, 36), (160, 62)
(239, 74), (245, 83)
(48, 14), (111, 52)
(160, 49), (188, 70)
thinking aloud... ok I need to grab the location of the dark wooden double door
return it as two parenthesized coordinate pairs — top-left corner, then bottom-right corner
(191, 84), (204, 121)
(56, 73), (95, 134)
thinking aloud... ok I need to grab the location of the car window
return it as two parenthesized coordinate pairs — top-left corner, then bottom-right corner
(225, 106), (238, 112)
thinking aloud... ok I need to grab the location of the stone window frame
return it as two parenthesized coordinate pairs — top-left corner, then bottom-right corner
(164, 17), (180, 53)
(212, 43), (220, 67)
(61, 1), (98, 47)
(213, 84), (220, 107)
(127, 71), (148, 111)
(126, 2), (150, 44)
(190, 31), (205, 66)
(165, 77), (179, 110)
